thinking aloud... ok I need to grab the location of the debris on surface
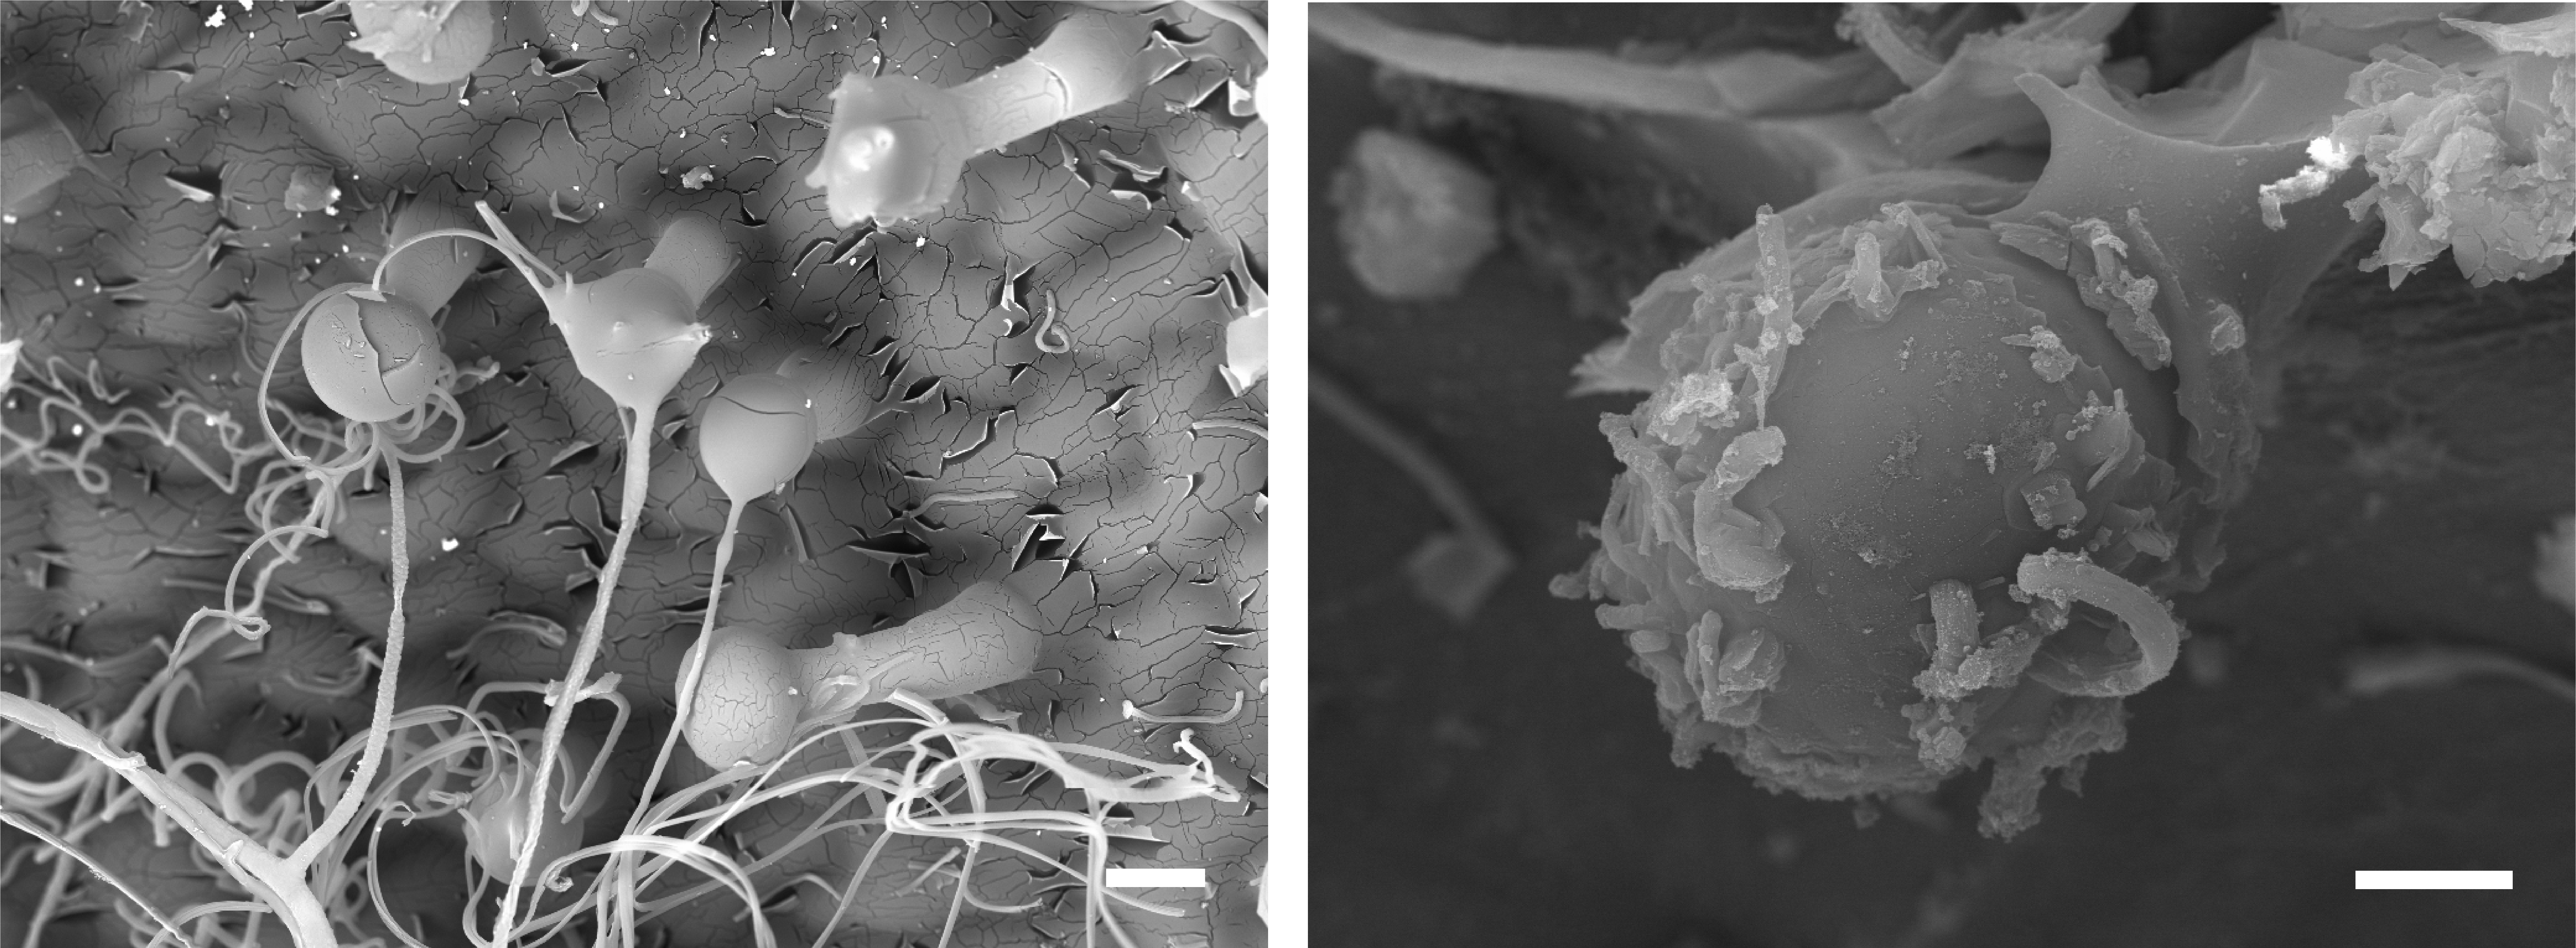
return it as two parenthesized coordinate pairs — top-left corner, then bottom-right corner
(1330, 128), (1501, 301)
(1314, 368), (1513, 624)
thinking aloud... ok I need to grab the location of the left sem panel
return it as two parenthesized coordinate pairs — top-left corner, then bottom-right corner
(0, 3), (1268, 947)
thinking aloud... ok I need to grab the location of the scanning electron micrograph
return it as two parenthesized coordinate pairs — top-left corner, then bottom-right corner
(1, 3), (1266, 948)
(1315, 5), (2570, 947)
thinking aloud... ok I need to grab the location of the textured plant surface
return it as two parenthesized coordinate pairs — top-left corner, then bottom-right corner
(1, 3), (1266, 947)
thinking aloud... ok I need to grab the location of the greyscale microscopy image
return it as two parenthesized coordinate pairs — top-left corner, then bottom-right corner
(1314, 4), (2571, 947)
(1, 3), (1266, 947)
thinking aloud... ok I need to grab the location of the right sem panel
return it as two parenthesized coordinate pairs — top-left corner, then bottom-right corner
(1311, 5), (2575, 947)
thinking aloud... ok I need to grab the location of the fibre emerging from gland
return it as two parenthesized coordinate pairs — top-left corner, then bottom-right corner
(352, 197), (748, 919)
(234, 216), (508, 882)
(616, 365), (821, 847)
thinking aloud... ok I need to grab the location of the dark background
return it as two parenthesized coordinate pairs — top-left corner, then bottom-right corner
(1311, 6), (2575, 947)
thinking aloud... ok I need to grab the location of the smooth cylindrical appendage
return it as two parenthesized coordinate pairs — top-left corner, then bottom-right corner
(2018, 551), (2180, 697)
(681, 584), (1046, 770)
(696, 373), (818, 503)
(681, 626), (802, 770)
(383, 187), (484, 313)
(952, 11), (1163, 154)
(2, 89), (84, 219)
(641, 213), (737, 315)
(803, 582), (1045, 701)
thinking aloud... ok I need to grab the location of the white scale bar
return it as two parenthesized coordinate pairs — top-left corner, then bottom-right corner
(1104, 867), (1207, 889)
(2355, 870), (2513, 890)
